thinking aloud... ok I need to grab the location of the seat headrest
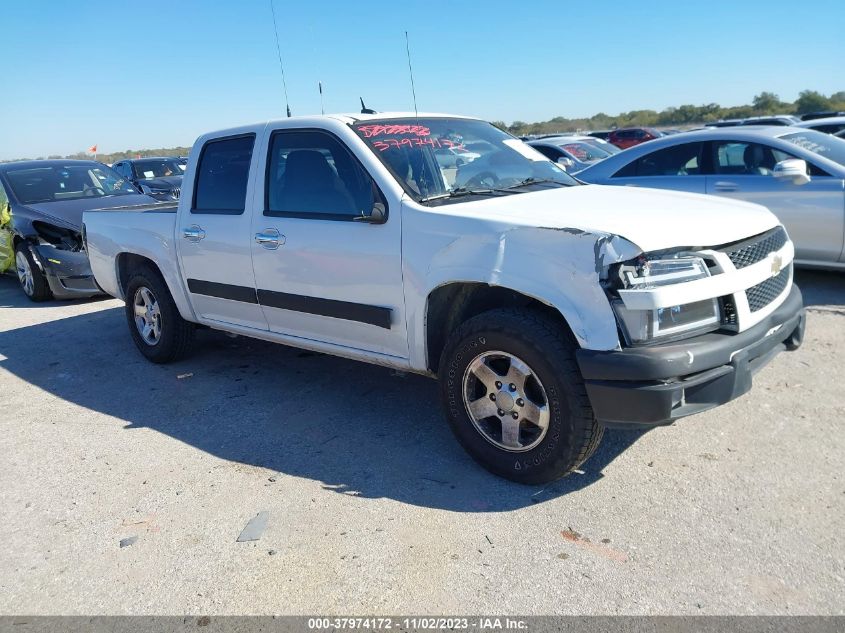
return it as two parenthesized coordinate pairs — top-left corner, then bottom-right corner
(284, 150), (335, 189)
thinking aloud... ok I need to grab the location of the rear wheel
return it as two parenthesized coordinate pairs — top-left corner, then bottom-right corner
(124, 267), (194, 363)
(15, 243), (51, 302)
(439, 308), (603, 484)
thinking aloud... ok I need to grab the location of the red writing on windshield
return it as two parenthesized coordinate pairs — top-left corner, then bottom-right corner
(372, 137), (464, 152)
(358, 124), (431, 138)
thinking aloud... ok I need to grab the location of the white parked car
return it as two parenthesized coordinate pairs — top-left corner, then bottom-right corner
(434, 145), (481, 168)
(82, 113), (805, 484)
(796, 116), (845, 136)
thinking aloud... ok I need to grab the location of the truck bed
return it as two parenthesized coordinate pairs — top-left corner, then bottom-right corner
(83, 205), (182, 305)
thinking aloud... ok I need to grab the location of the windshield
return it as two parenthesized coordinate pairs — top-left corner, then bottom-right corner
(780, 130), (845, 168)
(132, 159), (183, 179)
(353, 118), (578, 203)
(5, 164), (138, 204)
(559, 141), (611, 162)
(583, 137), (620, 154)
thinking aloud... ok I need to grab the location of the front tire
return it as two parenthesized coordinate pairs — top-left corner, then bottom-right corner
(124, 267), (194, 363)
(15, 243), (52, 302)
(439, 308), (603, 484)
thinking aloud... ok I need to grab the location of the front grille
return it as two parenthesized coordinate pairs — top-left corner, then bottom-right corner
(746, 264), (792, 312)
(171, 187), (181, 199)
(724, 226), (788, 269)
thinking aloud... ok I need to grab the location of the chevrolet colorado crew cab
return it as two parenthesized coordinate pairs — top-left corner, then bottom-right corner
(82, 113), (806, 484)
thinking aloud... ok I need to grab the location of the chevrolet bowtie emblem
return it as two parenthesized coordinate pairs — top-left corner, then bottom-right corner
(771, 254), (783, 276)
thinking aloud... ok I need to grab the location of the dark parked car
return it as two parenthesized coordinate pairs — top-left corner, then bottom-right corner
(0, 160), (158, 301)
(111, 157), (183, 201)
(739, 115), (800, 126)
(800, 111), (845, 121)
(706, 119), (745, 128)
(607, 127), (662, 149)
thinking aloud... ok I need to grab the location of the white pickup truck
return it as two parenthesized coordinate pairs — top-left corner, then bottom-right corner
(82, 113), (806, 484)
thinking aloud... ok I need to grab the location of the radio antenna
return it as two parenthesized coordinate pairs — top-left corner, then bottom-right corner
(319, 81), (324, 115)
(269, 0), (292, 117)
(404, 31), (418, 116)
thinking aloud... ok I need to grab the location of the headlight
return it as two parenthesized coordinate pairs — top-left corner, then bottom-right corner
(610, 256), (721, 345)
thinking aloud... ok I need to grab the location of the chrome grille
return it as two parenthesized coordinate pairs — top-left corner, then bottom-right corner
(724, 226), (788, 269)
(171, 187), (181, 199)
(746, 264), (792, 312)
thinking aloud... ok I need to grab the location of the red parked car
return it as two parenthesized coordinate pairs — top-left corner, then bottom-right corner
(607, 128), (663, 149)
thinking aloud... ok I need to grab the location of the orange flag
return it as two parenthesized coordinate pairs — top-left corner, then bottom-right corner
(88, 145), (97, 153)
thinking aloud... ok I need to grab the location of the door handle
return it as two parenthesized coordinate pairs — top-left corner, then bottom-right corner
(182, 225), (206, 241)
(255, 228), (284, 250)
(714, 181), (738, 192)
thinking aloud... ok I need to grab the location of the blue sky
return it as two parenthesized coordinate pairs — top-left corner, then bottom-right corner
(2, 0), (843, 160)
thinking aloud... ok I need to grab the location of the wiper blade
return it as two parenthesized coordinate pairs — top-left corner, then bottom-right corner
(421, 187), (507, 202)
(501, 177), (570, 190)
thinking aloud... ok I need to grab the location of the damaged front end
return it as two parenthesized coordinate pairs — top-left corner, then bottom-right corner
(580, 229), (805, 427)
(25, 221), (101, 298)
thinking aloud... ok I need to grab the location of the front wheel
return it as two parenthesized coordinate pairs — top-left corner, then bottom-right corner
(15, 243), (52, 302)
(124, 267), (194, 363)
(439, 308), (603, 484)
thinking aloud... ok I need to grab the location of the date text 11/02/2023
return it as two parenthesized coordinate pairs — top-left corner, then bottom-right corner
(307, 617), (528, 630)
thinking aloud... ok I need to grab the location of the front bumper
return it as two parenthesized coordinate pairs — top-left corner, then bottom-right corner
(31, 245), (101, 299)
(576, 284), (805, 427)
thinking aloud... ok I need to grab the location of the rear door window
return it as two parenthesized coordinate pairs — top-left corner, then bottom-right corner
(192, 135), (255, 214)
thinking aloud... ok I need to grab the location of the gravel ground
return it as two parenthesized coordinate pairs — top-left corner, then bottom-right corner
(0, 270), (843, 615)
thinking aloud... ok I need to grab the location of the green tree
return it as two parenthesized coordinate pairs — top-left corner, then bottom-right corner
(828, 91), (845, 109)
(794, 90), (831, 114)
(752, 92), (784, 113)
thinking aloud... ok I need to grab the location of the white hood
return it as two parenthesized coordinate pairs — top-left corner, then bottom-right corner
(440, 184), (779, 253)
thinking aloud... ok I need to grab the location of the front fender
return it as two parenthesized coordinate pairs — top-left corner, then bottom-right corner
(406, 226), (641, 370)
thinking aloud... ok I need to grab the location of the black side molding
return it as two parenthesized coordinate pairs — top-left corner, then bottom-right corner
(257, 289), (391, 329)
(186, 278), (391, 329)
(187, 279), (258, 304)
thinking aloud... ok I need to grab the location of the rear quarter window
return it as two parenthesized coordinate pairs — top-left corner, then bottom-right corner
(192, 134), (255, 214)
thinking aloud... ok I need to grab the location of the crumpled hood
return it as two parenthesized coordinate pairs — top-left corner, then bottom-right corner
(137, 175), (182, 190)
(22, 193), (158, 231)
(442, 184), (779, 253)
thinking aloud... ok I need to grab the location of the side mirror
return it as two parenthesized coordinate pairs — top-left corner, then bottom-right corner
(773, 159), (810, 185)
(557, 156), (576, 171)
(353, 202), (386, 224)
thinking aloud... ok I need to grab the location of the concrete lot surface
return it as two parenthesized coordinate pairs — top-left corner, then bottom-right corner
(0, 270), (843, 615)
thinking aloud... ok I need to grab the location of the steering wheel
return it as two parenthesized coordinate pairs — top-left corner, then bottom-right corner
(82, 185), (106, 197)
(464, 171), (500, 189)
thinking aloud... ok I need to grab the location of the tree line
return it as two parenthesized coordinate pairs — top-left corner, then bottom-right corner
(4, 90), (844, 163)
(492, 90), (845, 136)
(2, 147), (192, 165)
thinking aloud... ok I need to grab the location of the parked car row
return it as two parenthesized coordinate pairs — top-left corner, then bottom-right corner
(706, 115), (801, 128)
(111, 157), (184, 201)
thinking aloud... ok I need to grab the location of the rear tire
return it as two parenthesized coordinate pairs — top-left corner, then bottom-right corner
(439, 308), (603, 484)
(14, 243), (52, 302)
(124, 267), (194, 363)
